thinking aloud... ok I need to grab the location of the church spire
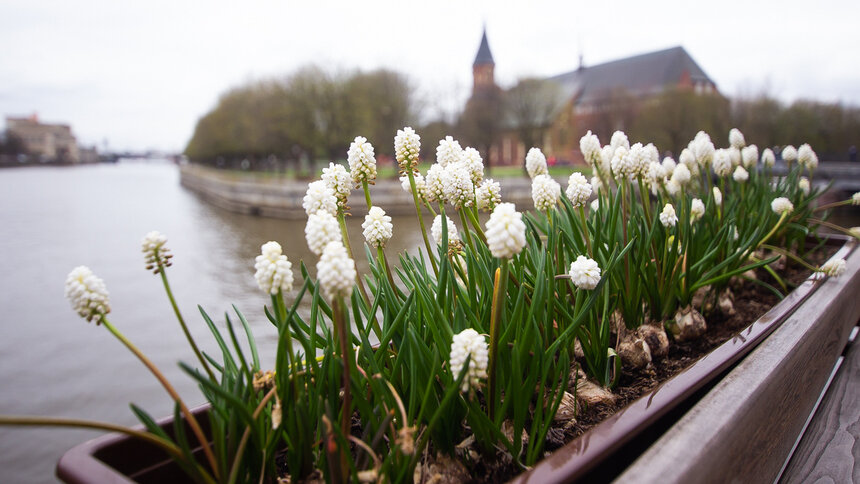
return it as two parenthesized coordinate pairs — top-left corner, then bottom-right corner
(472, 27), (496, 96)
(473, 27), (494, 67)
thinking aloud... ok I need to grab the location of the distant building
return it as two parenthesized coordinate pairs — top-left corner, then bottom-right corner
(468, 32), (720, 165)
(5, 113), (80, 163)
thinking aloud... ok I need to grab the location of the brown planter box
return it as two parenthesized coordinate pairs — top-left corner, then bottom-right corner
(57, 239), (860, 484)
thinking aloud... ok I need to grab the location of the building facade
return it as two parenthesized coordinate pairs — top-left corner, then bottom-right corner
(5, 114), (80, 163)
(467, 33), (720, 166)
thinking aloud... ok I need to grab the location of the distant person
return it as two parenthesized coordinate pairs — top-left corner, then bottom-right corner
(850, 145), (857, 162)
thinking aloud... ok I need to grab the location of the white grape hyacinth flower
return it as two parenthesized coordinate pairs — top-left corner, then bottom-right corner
(254, 242), (294, 295)
(771, 197), (794, 215)
(729, 128), (745, 149)
(305, 210), (342, 256)
(142, 230), (172, 273)
(798, 143), (818, 171)
(728, 147), (742, 167)
(431, 215), (460, 246)
(475, 179), (501, 212)
(348, 136), (377, 185)
(742, 144), (759, 168)
(590, 199), (600, 211)
(671, 163), (692, 186)
(568, 255), (601, 290)
(436, 136), (463, 167)
(444, 163), (475, 209)
(782, 145), (798, 164)
(449, 328), (489, 393)
(580, 131), (603, 169)
(303, 180), (338, 216)
(525, 147), (548, 179)
(362, 206), (393, 249)
(321, 162), (352, 209)
(853, 192), (860, 205)
(659, 203), (679, 228)
(798, 177), (811, 196)
(485, 203), (527, 259)
(532, 174), (561, 211)
(690, 198), (705, 222)
(399, 173), (427, 199)
(662, 156), (677, 173)
(65, 266), (111, 323)
(425, 163), (447, 203)
(692, 131), (715, 167)
(665, 178), (681, 197)
(733, 166), (749, 183)
(590, 175), (604, 194)
(713, 187), (723, 206)
(712, 149), (732, 177)
(462, 147), (485, 185)
(317, 241), (356, 300)
(818, 258), (847, 278)
(610, 130), (630, 152)
(761, 148), (776, 167)
(394, 127), (420, 171)
(679, 148), (695, 168)
(566, 172), (592, 208)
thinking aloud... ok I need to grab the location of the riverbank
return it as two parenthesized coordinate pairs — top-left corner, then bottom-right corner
(179, 163), (543, 218)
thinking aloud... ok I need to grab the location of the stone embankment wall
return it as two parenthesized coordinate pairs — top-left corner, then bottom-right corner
(179, 163), (540, 219)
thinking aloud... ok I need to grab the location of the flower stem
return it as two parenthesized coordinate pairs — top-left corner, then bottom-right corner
(458, 208), (476, 254)
(361, 180), (373, 212)
(578, 206), (592, 257)
(407, 171), (438, 275)
(487, 260), (509, 422)
(337, 210), (370, 307)
(159, 268), (217, 383)
(100, 317), (220, 480)
(332, 298), (353, 479)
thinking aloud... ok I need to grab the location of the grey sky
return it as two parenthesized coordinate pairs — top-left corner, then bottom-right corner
(1, 0), (858, 152)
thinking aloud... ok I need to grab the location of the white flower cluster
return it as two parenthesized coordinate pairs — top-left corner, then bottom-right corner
(728, 147), (742, 167)
(690, 131), (715, 167)
(798, 143), (818, 171)
(362, 206), (393, 248)
(400, 173), (426, 197)
(798, 177), (811, 196)
(818, 258), (847, 277)
(462, 147), (484, 185)
(316, 241), (356, 299)
(679, 148), (695, 168)
(771, 197), (794, 215)
(610, 130), (630, 153)
(305, 210), (341, 256)
(431, 215), (460, 246)
(322, 163), (352, 209)
(142, 230), (172, 273)
(713, 187), (723, 206)
(690, 198), (705, 222)
(733, 166), (749, 183)
(425, 164), (447, 203)
(761, 148), (776, 167)
(659, 203), (678, 228)
(394, 127), (420, 171)
(566, 172), (592, 208)
(579, 131), (603, 171)
(671, 163), (691, 186)
(742, 145), (758, 168)
(475, 179), (501, 212)
(436, 136), (462, 167)
(65, 266), (111, 323)
(485, 203), (527, 259)
(449, 328), (489, 393)
(568, 255), (601, 290)
(532, 174), (560, 211)
(712, 149), (732, 177)
(254, 241), (294, 295)
(348, 136), (377, 185)
(525, 147), (548, 179)
(782, 145), (798, 164)
(303, 180), (338, 216)
(444, 163), (475, 209)
(729, 128), (746, 149)
(853, 192), (860, 205)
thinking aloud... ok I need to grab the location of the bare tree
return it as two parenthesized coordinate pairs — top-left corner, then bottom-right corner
(505, 77), (563, 150)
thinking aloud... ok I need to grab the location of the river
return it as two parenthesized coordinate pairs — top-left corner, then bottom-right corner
(0, 161), (426, 483)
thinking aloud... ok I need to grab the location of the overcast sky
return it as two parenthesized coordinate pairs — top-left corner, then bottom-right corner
(1, 0), (858, 152)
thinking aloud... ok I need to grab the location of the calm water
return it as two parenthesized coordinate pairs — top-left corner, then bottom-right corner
(0, 161), (425, 483)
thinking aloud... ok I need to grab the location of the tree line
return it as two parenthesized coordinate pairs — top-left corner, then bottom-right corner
(184, 67), (860, 171)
